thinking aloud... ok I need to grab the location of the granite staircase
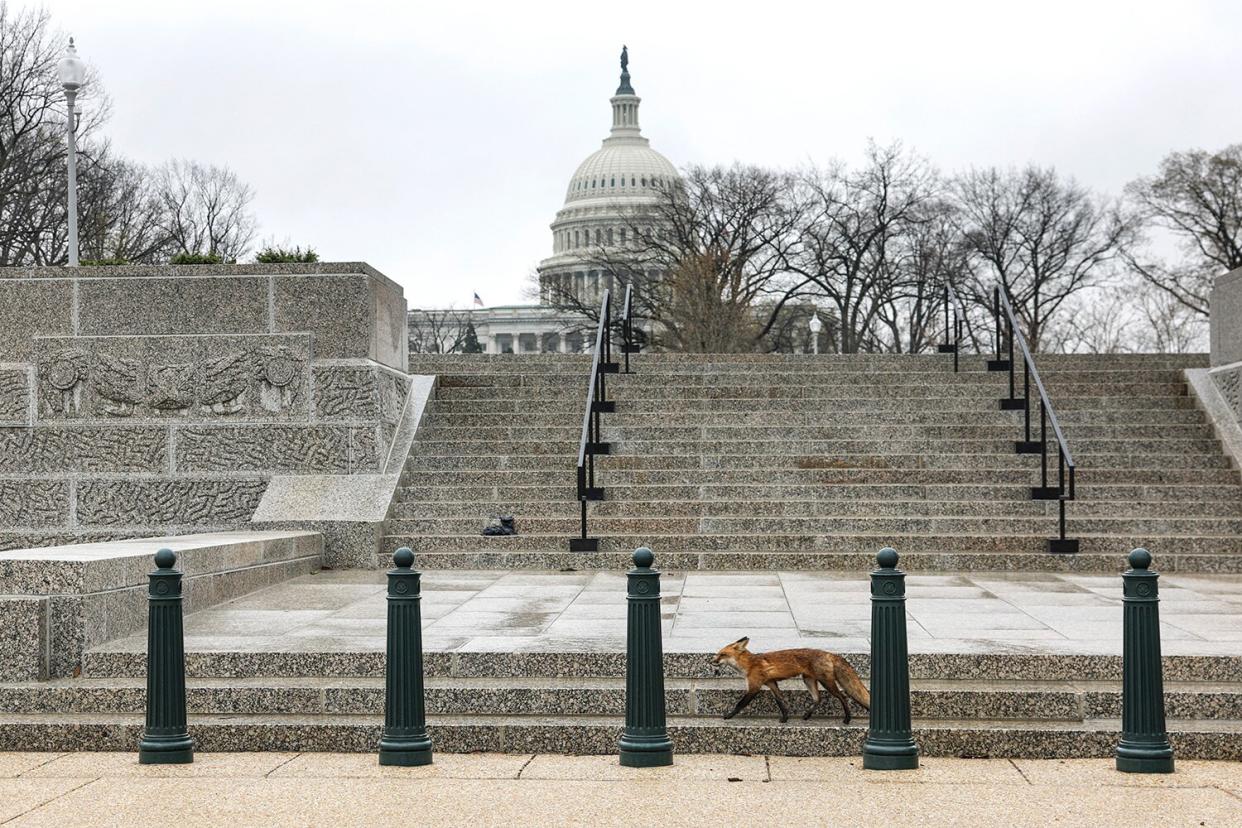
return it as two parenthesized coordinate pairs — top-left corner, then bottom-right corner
(393, 352), (1238, 572)
(0, 647), (1238, 759)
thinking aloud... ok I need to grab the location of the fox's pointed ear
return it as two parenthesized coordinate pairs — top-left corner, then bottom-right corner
(733, 636), (749, 649)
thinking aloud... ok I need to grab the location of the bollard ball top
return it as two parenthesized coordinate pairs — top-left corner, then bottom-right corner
(1128, 548), (1152, 571)
(633, 546), (654, 568)
(877, 547), (899, 569)
(393, 547), (415, 568)
(154, 548), (177, 569)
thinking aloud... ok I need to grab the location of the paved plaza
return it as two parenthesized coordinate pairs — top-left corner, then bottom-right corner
(1, 752), (1240, 826)
(97, 568), (1242, 658)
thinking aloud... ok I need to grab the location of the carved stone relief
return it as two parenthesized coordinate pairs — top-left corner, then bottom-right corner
(34, 337), (308, 421)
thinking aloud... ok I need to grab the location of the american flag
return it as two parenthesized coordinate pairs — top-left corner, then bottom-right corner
(473, 292), (484, 307)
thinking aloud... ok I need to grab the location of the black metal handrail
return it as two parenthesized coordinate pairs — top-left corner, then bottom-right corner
(939, 283), (972, 373)
(571, 289), (619, 552)
(620, 282), (637, 373)
(993, 286), (1079, 554)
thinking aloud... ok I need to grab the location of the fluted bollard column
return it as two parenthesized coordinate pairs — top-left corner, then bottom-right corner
(138, 548), (193, 764)
(618, 547), (673, 767)
(1116, 548), (1174, 773)
(862, 547), (919, 770)
(378, 547), (433, 766)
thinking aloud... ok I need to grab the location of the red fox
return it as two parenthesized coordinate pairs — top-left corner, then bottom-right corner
(712, 637), (871, 724)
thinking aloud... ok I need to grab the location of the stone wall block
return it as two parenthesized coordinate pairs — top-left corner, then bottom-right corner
(78, 277), (268, 337)
(0, 597), (47, 680)
(0, 426), (168, 474)
(0, 480), (69, 529)
(0, 280), (72, 362)
(75, 479), (268, 528)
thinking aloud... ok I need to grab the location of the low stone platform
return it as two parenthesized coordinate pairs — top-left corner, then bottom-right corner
(1, 568), (1240, 759)
(0, 531), (322, 681)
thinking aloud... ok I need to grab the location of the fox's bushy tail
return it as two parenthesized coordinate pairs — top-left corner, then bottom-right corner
(837, 658), (870, 710)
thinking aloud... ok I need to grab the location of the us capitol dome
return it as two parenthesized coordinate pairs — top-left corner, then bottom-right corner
(536, 45), (679, 309)
(410, 47), (676, 355)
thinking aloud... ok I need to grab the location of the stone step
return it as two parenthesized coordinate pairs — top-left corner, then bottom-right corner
(383, 532), (1242, 556)
(417, 423), (1219, 442)
(393, 482), (1242, 504)
(423, 409), (1212, 427)
(406, 438), (1224, 457)
(435, 368), (1193, 387)
(399, 467), (1239, 486)
(434, 383), (1189, 401)
(385, 515), (1242, 537)
(402, 452), (1229, 472)
(390, 499), (1242, 520)
(2, 676), (1237, 722)
(377, 548), (1242, 572)
(0, 711), (1235, 758)
(428, 396), (1198, 414)
(409, 352), (1206, 369)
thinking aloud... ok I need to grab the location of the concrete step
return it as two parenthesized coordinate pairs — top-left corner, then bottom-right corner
(435, 368), (1194, 387)
(385, 515), (1242, 537)
(383, 532), (1242, 556)
(423, 409), (1213, 427)
(393, 482), (1242, 504)
(2, 676), (1237, 722)
(416, 423), (1219, 442)
(390, 499), (1242, 520)
(434, 383), (1189, 401)
(429, 396), (1198, 414)
(77, 647), (1237, 683)
(399, 467), (1239, 486)
(0, 711), (1236, 758)
(374, 548), (1242, 572)
(406, 437), (1224, 457)
(402, 452), (1230, 472)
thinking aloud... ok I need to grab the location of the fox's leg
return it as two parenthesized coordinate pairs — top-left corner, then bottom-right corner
(801, 675), (822, 720)
(766, 681), (791, 723)
(821, 680), (852, 724)
(724, 690), (759, 720)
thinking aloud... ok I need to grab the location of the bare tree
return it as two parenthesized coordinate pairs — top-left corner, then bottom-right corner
(953, 165), (1131, 351)
(155, 159), (257, 261)
(408, 308), (475, 354)
(1123, 144), (1242, 317)
(791, 142), (939, 353)
(76, 148), (167, 262)
(540, 164), (805, 353)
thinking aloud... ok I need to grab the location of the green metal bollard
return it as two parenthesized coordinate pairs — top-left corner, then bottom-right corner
(618, 546), (674, 767)
(862, 547), (919, 770)
(138, 548), (193, 764)
(1116, 548), (1174, 773)
(378, 547), (433, 766)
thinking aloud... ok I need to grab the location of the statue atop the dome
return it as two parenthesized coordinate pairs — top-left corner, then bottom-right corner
(616, 45), (634, 95)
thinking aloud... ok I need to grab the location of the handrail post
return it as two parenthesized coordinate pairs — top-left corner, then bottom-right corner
(987, 286), (1010, 372)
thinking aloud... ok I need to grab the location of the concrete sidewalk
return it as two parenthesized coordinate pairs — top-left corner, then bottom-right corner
(1, 752), (1239, 827)
(91, 569), (1242, 660)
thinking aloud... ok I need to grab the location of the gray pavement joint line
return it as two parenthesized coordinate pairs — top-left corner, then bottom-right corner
(265, 753), (302, 778)
(1007, 758), (1033, 785)
(1219, 787), (1242, 804)
(514, 754), (537, 779)
(0, 775), (99, 825)
(14, 752), (69, 777)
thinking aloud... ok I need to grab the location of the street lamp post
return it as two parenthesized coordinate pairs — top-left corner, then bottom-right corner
(808, 311), (822, 355)
(57, 38), (86, 267)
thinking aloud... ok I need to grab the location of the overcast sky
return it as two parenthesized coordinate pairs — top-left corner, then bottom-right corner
(49, 0), (1242, 308)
